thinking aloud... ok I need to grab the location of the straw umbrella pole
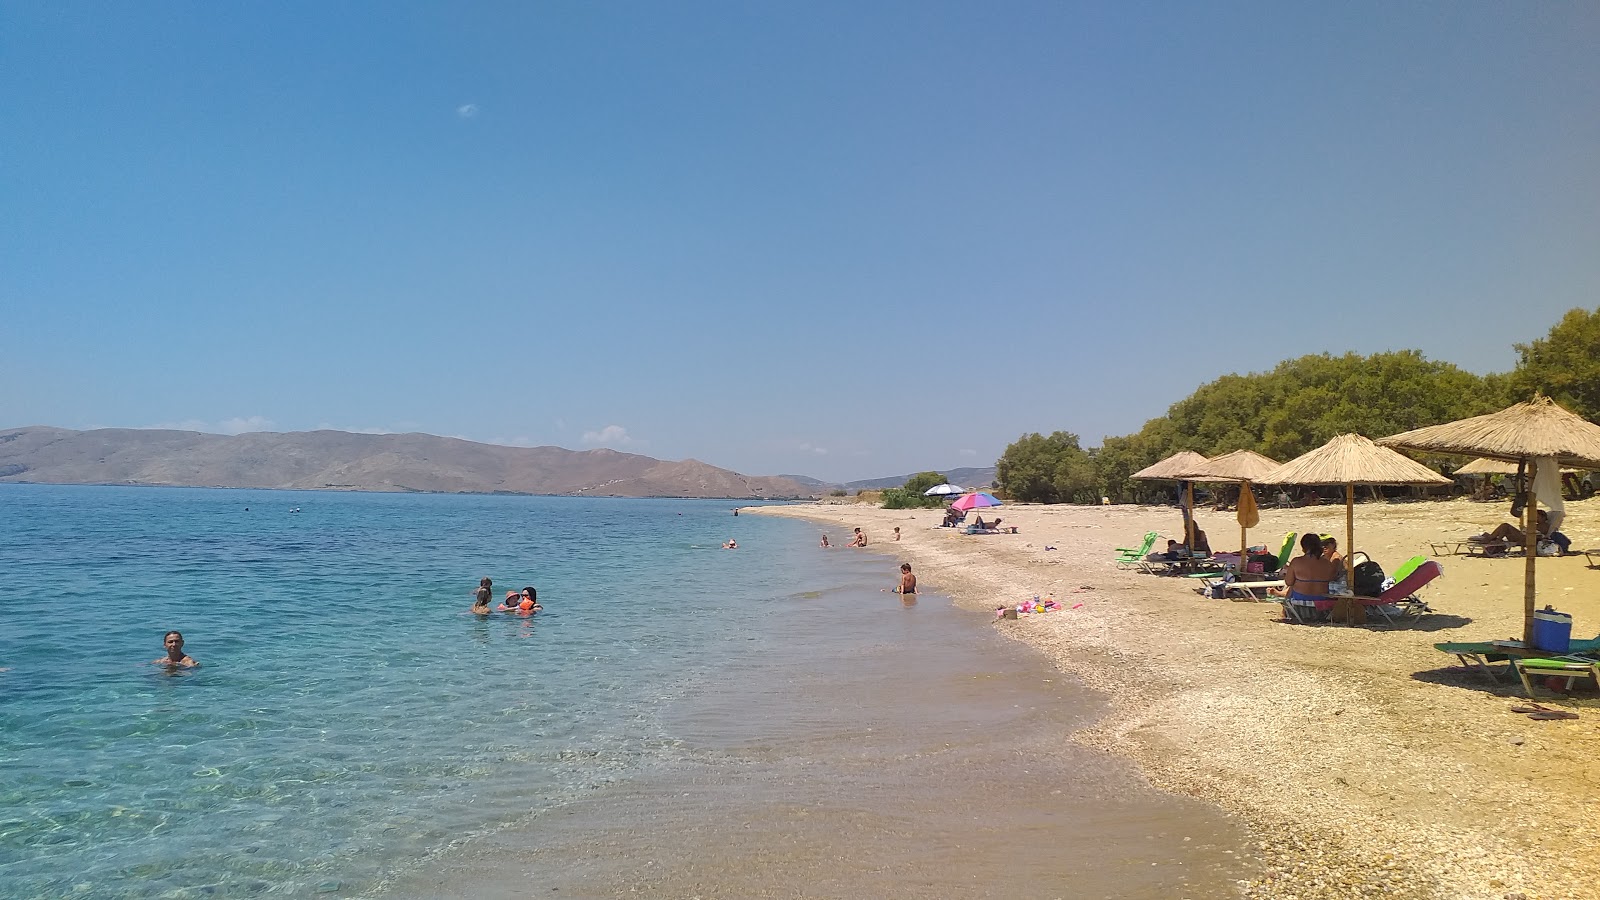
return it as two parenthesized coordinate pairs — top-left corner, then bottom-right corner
(1131, 451), (1210, 548)
(1380, 396), (1600, 643)
(1258, 435), (1450, 588)
(1182, 450), (1281, 565)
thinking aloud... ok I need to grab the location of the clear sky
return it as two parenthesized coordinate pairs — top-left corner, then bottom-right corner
(4, 2), (1598, 483)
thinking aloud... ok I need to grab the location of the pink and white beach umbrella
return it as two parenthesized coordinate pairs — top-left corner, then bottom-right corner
(950, 491), (1001, 511)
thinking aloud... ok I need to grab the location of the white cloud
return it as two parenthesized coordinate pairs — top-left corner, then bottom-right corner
(798, 442), (828, 455)
(959, 448), (978, 457)
(313, 423), (396, 435)
(581, 424), (634, 447)
(456, 103), (479, 118)
(148, 416), (275, 435)
(218, 416), (275, 435)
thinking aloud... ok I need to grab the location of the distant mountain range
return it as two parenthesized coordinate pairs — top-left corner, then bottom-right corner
(775, 466), (998, 492)
(841, 466), (998, 492)
(0, 427), (818, 499)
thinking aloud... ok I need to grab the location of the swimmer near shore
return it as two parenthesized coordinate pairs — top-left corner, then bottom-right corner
(153, 630), (197, 668)
(496, 587), (542, 614)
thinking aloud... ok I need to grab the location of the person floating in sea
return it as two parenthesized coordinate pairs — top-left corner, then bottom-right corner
(722, 538), (738, 549)
(518, 586), (542, 614)
(819, 534), (830, 548)
(496, 590), (522, 612)
(474, 577), (494, 613)
(154, 631), (197, 668)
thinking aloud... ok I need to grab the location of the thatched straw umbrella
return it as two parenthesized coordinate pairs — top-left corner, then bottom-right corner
(1185, 450), (1282, 565)
(1131, 451), (1210, 548)
(1380, 396), (1600, 642)
(1453, 457), (1522, 476)
(1259, 435), (1450, 588)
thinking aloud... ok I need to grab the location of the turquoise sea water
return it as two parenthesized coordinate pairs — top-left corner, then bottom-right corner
(0, 485), (873, 898)
(3, 485), (1255, 899)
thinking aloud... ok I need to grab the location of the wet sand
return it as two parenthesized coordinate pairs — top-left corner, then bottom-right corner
(378, 567), (1254, 898)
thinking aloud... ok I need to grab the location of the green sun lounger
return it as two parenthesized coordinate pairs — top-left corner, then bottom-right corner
(1436, 635), (1600, 680)
(1516, 655), (1600, 697)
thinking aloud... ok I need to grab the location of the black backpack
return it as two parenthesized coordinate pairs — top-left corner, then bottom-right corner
(1353, 559), (1386, 597)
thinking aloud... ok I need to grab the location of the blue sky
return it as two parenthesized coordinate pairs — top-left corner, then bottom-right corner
(4, 2), (1597, 483)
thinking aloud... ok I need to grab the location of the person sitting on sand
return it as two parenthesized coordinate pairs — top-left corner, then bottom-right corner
(153, 630), (198, 668)
(847, 527), (866, 547)
(893, 527), (900, 541)
(820, 534), (830, 548)
(1269, 533), (1343, 601)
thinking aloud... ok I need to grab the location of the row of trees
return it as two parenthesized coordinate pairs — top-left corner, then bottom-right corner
(996, 306), (1600, 504)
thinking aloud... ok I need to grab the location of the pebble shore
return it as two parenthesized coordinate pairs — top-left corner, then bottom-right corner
(749, 499), (1600, 900)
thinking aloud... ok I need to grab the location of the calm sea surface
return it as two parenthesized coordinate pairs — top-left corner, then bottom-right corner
(0, 485), (1252, 899)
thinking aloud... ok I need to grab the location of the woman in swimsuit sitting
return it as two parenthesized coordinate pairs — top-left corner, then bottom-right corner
(1269, 533), (1343, 604)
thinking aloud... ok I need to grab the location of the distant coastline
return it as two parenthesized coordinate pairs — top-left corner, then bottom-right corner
(0, 426), (818, 500)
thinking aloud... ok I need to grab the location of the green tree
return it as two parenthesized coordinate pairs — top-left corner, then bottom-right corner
(1505, 307), (1600, 418)
(901, 471), (948, 498)
(881, 471), (948, 509)
(997, 432), (1095, 503)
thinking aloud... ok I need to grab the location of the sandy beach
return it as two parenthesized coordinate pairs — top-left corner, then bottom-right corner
(747, 498), (1600, 900)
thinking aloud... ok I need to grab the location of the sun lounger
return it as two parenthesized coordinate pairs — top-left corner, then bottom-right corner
(1116, 532), (1160, 570)
(1583, 548), (1600, 568)
(1458, 538), (1523, 558)
(1515, 655), (1600, 697)
(1193, 576), (1282, 601)
(1435, 635), (1600, 680)
(962, 525), (1018, 535)
(1281, 594), (1332, 624)
(1355, 560), (1442, 626)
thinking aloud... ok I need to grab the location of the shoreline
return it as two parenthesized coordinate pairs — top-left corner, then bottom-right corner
(746, 499), (1600, 900)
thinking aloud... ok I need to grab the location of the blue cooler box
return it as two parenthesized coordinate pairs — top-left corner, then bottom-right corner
(1532, 608), (1572, 653)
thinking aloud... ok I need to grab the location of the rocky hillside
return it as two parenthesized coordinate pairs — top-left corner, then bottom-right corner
(0, 427), (817, 499)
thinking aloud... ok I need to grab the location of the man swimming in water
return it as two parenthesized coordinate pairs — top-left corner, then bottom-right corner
(154, 631), (198, 668)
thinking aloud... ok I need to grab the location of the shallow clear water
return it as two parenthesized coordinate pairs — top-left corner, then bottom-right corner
(1, 485), (1254, 899)
(0, 485), (853, 897)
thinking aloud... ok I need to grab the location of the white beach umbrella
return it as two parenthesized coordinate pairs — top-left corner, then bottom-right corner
(923, 483), (966, 496)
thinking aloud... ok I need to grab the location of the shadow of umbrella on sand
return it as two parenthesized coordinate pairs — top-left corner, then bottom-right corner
(1131, 451), (1210, 549)
(1183, 450), (1282, 567)
(1258, 435), (1450, 589)
(1380, 395), (1600, 643)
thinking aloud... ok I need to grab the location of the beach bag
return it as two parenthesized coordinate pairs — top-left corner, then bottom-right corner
(1249, 553), (1280, 575)
(1353, 560), (1385, 597)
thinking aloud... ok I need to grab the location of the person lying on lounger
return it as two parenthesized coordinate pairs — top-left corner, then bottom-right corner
(1471, 508), (1568, 553)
